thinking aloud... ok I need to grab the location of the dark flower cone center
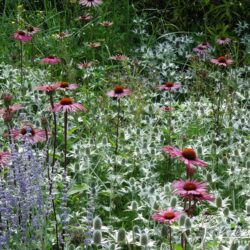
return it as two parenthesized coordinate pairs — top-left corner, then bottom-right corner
(165, 82), (174, 87)
(48, 56), (55, 59)
(18, 31), (26, 36)
(60, 97), (73, 105)
(114, 85), (124, 94)
(182, 148), (197, 160)
(218, 56), (226, 63)
(27, 27), (34, 32)
(163, 211), (175, 220)
(21, 127), (35, 136)
(59, 82), (69, 88)
(184, 182), (197, 191)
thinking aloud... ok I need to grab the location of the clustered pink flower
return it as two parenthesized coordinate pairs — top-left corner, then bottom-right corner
(36, 84), (59, 92)
(79, 0), (102, 7)
(78, 14), (93, 21)
(106, 85), (131, 98)
(0, 104), (23, 116)
(173, 179), (214, 202)
(26, 26), (40, 35)
(210, 56), (233, 67)
(50, 97), (87, 113)
(100, 21), (113, 27)
(41, 56), (61, 64)
(162, 146), (207, 168)
(152, 208), (182, 224)
(0, 152), (10, 167)
(78, 61), (93, 69)
(216, 37), (231, 45)
(159, 81), (181, 91)
(160, 106), (174, 112)
(51, 81), (79, 90)
(109, 54), (128, 61)
(88, 42), (101, 48)
(11, 125), (47, 143)
(13, 31), (32, 42)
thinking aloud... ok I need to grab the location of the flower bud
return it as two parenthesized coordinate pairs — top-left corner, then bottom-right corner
(133, 225), (140, 234)
(93, 216), (102, 230)
(140, 233), (148, 246)
(170, 196), (177, 207)
(41, 116), (48, 128)
(131, 201), (138, 211)
(185, 218), (192, 229)
(93, 230), (102, 245)
(1, 93), (13, 107)
(216, 197), (222, 208)
(117, 228), (126, 242)
(223, 207), (229, 217)
(3, 110), (13, 123)
(246, 202), (250, 215)
(179, 214), (186, 226)
(161, 225), (168, 237)
(206, 173), (212, 182)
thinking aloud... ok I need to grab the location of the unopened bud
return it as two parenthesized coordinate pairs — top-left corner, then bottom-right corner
(93, 230), (102, 245)
(93, 216), (102, 230)
(117, 228), (126, 242)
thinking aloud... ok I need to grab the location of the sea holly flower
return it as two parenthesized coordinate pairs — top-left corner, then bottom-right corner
(173, 179), (208, 197)
(79, 0), (102, 7)
(152, 208), (182, 224)
(210, 56), (233, 67)
(51, 81), (79, 91)
(41, 56), (61, 64)
(162, 146), (207, 168)
(50, 97), (87, 113)
(13, 31), (32, 42)
(0, 152), (10, 167)
(216, 37), (231, 45)
(159, 81), (181, 91)
(106, 85), (131, 99)
(100, 21), (113, 27)
(11, 125), (47, 143)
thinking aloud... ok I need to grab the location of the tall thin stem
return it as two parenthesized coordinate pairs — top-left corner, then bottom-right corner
(49, 94), (57, 171)
(169, 226), (173, 250)
(64, 111), (68, 173)
(20, 41), (24, 94)
(115, 98), (121, 155)
(52, 199), (60, 250)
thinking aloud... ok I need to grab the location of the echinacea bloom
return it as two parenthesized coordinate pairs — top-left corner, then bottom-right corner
(0, 104), (23, 116)
(88, 42), (101, 48)
(79, 0), (102, 7)
(216, 37), (231, 45)
(193, 45), (208, 55)
(152, 208), (182, 224)
(41, 56), (61, 64)
(11, 126), (47, 143)
(199, 42), (211, 49)
(78, 61), (93, 69)
(13, 31), (32, 42)
(0, 152), (11, 167)
(26, 26), (40, 35)
(36, 84), (59, 93)
(159, 81), (181, 91)
(191, 192), (215, 202)
(54, 31), (70, 39)
(173, 179), (208, 198)
(210, 56), (233, 67)
(51, 81), (79, 90)
(106, 85), (131, 98)
(109, 54), (128, 61)
(100, 21), (113, 27)
(162, 146), (207, 168)
(51, 97), (87, 113)
(160, 106), (174, 112)
(78, 15), (93, 21)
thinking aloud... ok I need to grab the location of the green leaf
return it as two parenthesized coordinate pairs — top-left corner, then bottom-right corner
(67, 184), (88, 196)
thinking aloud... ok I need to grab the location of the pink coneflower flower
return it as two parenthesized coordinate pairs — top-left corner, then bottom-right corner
(160, 106), (174, 112)
(79, 0), (102, 7)
(0, 152), (10, 167)
(26, 26), (40, 35)
(13, 31), (32, 42)
(162, 146), (207, 168)
(78, 61), (93, 69)
(0, 104), (23, 116)
(41, 56), (61, 64)
(216, 37), (231, 45)
(109, 54), (128, 61)
(88, 42), (101, 48)
(106, 85), (131, 98)
(51, 97), (87, 113)
(36, 84), (58, 92)
(152, 208), (182, 224)
(199, 42), (211, 49)
(193, 45), (208, 55)
(159, 81), (181, 91)
(78, 14), (93, 21)
(11, 125), (47, 143)
(210, 56), (233, 67)
(173, 179), (208, 197)
(54, 31), (71, 39)
(51, 81), (79, 90)
(191, 192), (215, 202)
(100, 21), (113, 27)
